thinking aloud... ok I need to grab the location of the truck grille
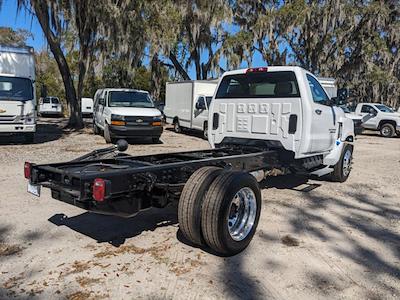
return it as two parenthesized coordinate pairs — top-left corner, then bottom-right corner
(0, 115), (18, 123)
(125, 116), (154, 126)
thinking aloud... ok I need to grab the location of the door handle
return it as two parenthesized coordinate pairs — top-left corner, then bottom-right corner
(315, 109), (322, 115)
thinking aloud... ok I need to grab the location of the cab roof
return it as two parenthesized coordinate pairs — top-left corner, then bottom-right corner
(222, 66), (306, 76)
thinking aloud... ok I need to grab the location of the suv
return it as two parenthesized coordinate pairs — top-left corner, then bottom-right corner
(92, 88), (163, 143)
(355, 103), (400, 137)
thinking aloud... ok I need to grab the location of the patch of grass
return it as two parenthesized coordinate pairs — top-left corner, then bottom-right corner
(281, 234), (300, 247)
(66, 291), (93, 300)
(76, 276), (102, 288)
(0, 243), (23, 256)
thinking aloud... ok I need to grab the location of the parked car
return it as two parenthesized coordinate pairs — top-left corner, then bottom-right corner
(164, 80), (218, 139)
(81, 97), (93, 117)
(0, 45), (36, 143)
(92, 88), (163, 143)
(38, 96), (62, 117)
(26, 66), (355, 256)
(354, 103), (400, 137)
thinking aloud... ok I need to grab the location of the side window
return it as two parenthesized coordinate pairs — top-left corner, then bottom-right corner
(307, 74), (330, 105)
(361, 105), (375, 113)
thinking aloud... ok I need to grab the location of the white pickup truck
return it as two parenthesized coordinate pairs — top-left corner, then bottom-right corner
(25, 66), (355, 256)
(354, 103), (400, 137)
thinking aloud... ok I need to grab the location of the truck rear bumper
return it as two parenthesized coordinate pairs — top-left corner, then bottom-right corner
(109, 125), (163, 138)
(0, 124), (36, 134)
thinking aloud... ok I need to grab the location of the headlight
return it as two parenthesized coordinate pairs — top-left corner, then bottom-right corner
(23, 113), (36, 125)
(111, 114), (125, 121)
(153, 116), (162, 122)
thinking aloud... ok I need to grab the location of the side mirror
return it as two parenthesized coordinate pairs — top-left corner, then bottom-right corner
(369, 108), (377, 116)
(99, 98), (105, 105)
(195, 99), (206, 110)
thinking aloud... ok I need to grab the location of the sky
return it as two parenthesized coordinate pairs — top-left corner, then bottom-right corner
(0, 0), (266, 79)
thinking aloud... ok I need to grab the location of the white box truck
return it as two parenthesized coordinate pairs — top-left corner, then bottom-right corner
(0, 45), (36, 143)
(164, 80), (218, 138)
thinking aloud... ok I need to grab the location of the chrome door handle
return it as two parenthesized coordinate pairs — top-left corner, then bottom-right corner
(315, 109), (322, 115)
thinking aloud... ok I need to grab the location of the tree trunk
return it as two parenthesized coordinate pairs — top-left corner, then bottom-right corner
(169, 52), (191, 80)
(31, 1), (83, 129)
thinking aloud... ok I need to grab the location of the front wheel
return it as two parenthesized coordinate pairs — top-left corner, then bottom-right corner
(201, 171), (261, 256)
(104, 124), (112, 143)
(203, 122), (208, 140)
(380, 123), (395, 138)
(93, 121), (99, 135)
(173, 120), (181, 133)
(330, 144), (353, 182)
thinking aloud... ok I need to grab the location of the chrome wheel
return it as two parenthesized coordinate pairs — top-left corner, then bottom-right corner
(227, 187), (257, 241)
(381, 126), (391, 137)
(342, 149), (352, 177)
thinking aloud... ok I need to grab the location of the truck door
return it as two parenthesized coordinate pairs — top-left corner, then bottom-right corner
(193, 96), (208, 130)
(359, 104), (378, 129)
(307, 74), (336, 153)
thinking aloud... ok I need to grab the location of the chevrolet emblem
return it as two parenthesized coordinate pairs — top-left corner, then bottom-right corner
(136, 119), (143, 123)
(0, 109), (6, 113)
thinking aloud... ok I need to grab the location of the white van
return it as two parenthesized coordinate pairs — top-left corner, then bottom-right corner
(0, 45), (36, 143)
(93, 88), (163, 143)
(38, 96), (63, 116)
(164, 80), (218, 138)
(81, 97), (93, 117)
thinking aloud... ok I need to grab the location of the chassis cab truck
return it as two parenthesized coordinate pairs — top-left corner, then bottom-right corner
(0, 45), (36, 143)
(25, 66), (354, 256)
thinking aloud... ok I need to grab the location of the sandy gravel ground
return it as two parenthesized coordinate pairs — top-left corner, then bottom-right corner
(0, 118), (399, 300)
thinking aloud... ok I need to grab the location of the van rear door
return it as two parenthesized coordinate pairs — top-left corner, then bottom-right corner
(209, 69), (302, 153)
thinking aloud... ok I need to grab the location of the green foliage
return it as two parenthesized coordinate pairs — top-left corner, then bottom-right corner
(0, 27), (32, 46)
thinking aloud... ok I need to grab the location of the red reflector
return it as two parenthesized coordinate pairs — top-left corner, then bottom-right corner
(92, 178), (106, 202)
(24, 162), (31, 179)
(246, 67), (268, 73)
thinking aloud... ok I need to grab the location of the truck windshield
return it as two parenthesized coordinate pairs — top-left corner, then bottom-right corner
(215, 71), (300, 99)
(375, 104), (394, 113)
(109, 91), (154, 108)
(0, 76), (33, 101)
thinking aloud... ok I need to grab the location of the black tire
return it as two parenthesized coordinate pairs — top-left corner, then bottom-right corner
(330, 144), (353, 182)
(173, 119), (181, 133)
(23, 133), (35, 144)
(178, 166), (223, 246)
(104, 123), (112, 143)
(203, 122), (208, 140)
(201, 171), (261, 256)
(380, 123), (395, 138)
(93, 121), (99, 135)
(152, 137), (160, 143)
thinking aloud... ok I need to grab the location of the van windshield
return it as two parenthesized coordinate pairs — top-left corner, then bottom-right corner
(109, 91), (154, 108)
(0, 76), (33, 101)
(215, 71), (300, 99)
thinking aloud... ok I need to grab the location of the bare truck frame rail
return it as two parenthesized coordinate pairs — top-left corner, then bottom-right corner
(26, 141), (281, 219)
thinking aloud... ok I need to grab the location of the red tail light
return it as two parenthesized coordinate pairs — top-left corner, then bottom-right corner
(246, 67), (268, 73)
(24, 162), (31, 179)
(92, 178), (106, 202)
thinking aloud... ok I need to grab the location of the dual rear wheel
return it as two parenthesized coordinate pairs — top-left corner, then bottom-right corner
(178, 167), (261, 256)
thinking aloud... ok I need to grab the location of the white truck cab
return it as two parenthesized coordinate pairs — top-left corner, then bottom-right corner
(93, 88), (163, 143)
(81, 97), (94, 117)
(354, 103), (400, 137)
(209, 66), (355, 181)
(0, 45), (36, 143)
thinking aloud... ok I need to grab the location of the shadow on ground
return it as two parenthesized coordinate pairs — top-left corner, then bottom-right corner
(48, 205), (178, 247)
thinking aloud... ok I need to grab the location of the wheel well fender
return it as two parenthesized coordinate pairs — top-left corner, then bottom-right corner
(378, 120), (396, 129)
